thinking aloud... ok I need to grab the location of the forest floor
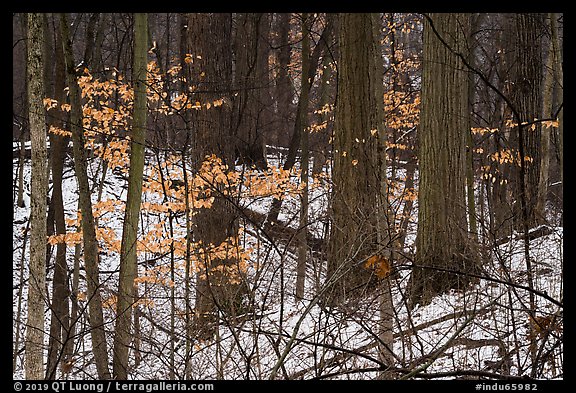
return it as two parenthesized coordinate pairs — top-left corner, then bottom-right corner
(12, 148), (563, 380)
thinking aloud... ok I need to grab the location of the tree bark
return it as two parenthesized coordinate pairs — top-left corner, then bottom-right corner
(296, 13), (310, 300)
(60, 13), (111, 379)
(46, 15), (71, 379)
(536, 14), (554, 226)
(16, 15), (28, 209)
(397, 156), (416, 249)
(232, 13), (271, 169)
(511, 13), (543, 230)
(466, 15), (479, 240)
(311, 46), (333, 177)
(326, 13), (386, 303)
(370, 13), (395, 379)
(25, 12), (48, 380)
(487, 14), (515, 241)
(113, 12), (148, 380)
(511, 13), (544, 377)
(407, 13), (479, 308)
(273, 13), (295, 148)
(82, 13), (101, 67)
(186, 13), (241, 341)
(550, 13), (563, 213)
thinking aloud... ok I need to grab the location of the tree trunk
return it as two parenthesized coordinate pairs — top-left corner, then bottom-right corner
(511, 13), (544, 377)
(466, 16), (479, 240)
(370, 13), (395, 379)
(267, 18), (333, 224)
(536, 15), (554, 226)
(17, 131), (26, 208)
(113, 12), (148, 380)
(16, 15), (27, 209)
(512, 13), (543, 230)
(550, 13), (562, 215)
(397, 156), (416, 249)
(407, 13), (479, 308)
(296, 13), (310, 300)
(311, 47), (333, 177)
(46, 15), (71, 379)
(82, 13), (101, 67)
(60, 13), (111, 379)
(326, 13), (386, 304)
(487, 15), (515, 241)
(14, 14), (28, 210)
(186, 13), (241, 341)
(273, 13), (295, 148)
(68, 223), (82, 376)
(232, 13), (270, 170)
(25, 12), (48, 380)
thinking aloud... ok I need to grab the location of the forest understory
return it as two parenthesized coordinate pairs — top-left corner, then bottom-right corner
(13, 12), (563, 381)
(12, 147), (564, 380)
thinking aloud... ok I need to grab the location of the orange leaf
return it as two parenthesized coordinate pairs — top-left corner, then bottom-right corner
(364, 254), (391, 279)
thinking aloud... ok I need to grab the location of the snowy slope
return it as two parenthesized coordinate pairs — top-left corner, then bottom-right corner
(12, 150), (563, 380)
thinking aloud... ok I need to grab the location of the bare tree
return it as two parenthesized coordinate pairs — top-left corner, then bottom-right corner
(407, 13), (480, 308)
(233, 13), (271, 169)
(60, 12), (111, 379)
(45, 14), (72, 379)
(326, 13), (389, 303)
(186, 13), (241, 342)
(296, 13), (311, 300)
(25, 12), (48, 380)
(511, 13), (544, 230)
(113, 12), (148, 380)
(267, 15), (333, 224)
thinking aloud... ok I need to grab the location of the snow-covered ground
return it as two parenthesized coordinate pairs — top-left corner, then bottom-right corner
(12, 149), (563, 380)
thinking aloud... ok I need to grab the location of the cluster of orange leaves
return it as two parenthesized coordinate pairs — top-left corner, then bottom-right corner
(43, 62), (328, 308)
(47, 199), (124, 254)
(135, 264), (175, 288)
(145, 154), (303, 212)
(133, 153), (304, 294)
(191, 236), (253, 285)
(489, 149), (533, 166)
(148, 58), (231, 116)
(479, 148), (534, 185)
(44, 68), (134, 173)
(471, 118), (559, 186)
(383, 90), (420, 131)
(364, 254), (392, 279)
(528, 314), (563, 338)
